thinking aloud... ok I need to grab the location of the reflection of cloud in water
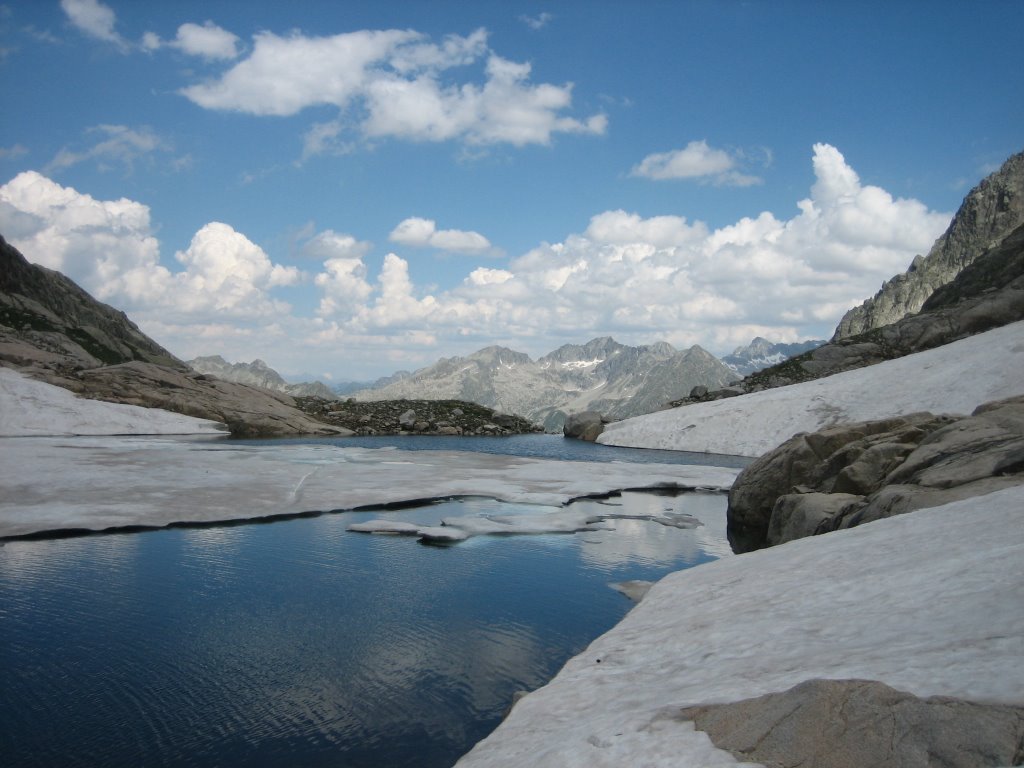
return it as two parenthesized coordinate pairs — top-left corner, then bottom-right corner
(575, 491), (731, 569)
(580, 518), (701, 569)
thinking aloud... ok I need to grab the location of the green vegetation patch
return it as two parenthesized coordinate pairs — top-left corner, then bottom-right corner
(65, 328), (127, 365)
(0, 306), (58, 333)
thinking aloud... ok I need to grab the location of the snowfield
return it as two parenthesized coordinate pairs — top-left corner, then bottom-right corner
(599, 320), (1024, 456)
(0, 367), (225, 437)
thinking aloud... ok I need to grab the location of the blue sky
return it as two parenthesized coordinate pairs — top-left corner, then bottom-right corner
(1, 0), (1021, 382)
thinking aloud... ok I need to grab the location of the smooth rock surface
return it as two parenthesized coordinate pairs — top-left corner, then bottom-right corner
(563, 410), (605, 441)
(680, 678), (1024, 768)
(728, 395), (1024, 552)
(456, 487), (1024, 767)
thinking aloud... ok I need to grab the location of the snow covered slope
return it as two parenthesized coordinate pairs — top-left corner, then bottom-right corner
(599, 320), (1024, 457)
(0, 367), (225, 436)
(456, 485), (1024, 767)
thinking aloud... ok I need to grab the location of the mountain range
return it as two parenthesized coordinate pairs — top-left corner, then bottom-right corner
(346, 337), (736, 431)
(719, 338), (825, 377)
(192, 335), (831, 432)
(187, 355), (337, 399)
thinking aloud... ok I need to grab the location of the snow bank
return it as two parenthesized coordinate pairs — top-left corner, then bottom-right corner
(0, 367), (225, 436)
(599, 321), (1024, 456)
(456, 485), (1024, 767)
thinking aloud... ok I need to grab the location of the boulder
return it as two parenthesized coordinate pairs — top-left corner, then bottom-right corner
(680, 678), (1024, 768)
(766, 492), (864, 546)
(728, 396), (1024, 551)
(398, 409), (417, 429)
(562, 411), (605, 441)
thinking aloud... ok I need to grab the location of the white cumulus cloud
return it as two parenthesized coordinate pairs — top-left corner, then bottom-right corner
(179, 27), (606, 150)
(0, 170), (160, 299)
(0, 173), (300, 327)
(631, 140), (763, 186)
(61, 0), (127, 51)
(389, 217), (492, 254)
(320, 143), (950, 356)
(143, 21), (241, 61)
(0, 144), (954, 379)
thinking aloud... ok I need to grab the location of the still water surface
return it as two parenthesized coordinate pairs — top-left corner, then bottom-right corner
(0, 438), (738, 767)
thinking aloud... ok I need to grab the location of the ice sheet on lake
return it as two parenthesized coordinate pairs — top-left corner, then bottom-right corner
(346, 499), (703, 543)
(0, 435), (738, 539)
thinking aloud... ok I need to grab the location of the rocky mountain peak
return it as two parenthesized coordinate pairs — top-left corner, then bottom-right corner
(540, 336), (627, 365)
(351, 335), (734, 431)
(468, 345), (533, 368)
(0, 233), (183, 371)
(832, 149), (1024, 340)
(720, 337), (825, 377)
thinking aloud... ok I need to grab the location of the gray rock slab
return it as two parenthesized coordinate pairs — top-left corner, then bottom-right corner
(680, 678), (1024, 768)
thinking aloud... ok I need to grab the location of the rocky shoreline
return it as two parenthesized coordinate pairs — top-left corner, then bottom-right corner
(293, 396), (543, 436)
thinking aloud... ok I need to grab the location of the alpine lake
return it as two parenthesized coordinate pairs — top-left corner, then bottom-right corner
(0, 434), (749, 768)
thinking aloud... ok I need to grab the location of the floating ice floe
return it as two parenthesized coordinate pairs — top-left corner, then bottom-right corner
(346, 502), (702, 543)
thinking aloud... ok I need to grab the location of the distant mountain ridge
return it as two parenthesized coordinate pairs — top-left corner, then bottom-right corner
(349, 336), (736, 430)
(721, 337), (826, 377)
(187, 355), (336, 399)
(833, 150), (1024, 340)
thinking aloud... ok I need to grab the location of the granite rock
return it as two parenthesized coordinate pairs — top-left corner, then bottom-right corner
(680, 678), (1024, 768)
(728, 396), (1024, 552)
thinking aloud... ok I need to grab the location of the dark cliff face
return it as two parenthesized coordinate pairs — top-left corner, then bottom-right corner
(832, 150), (1024, 340)
(0, 234), (183, 370)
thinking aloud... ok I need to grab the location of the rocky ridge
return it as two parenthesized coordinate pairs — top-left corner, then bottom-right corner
(833, 149), (1024, 340)
(187, 354), (336, 399)
(673, 218), (1024, 408)
(0, 235), (346, 437)
(719, 337), (825, 377)
(350, 336), (735, 431)
(293, 396), (541, 436)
